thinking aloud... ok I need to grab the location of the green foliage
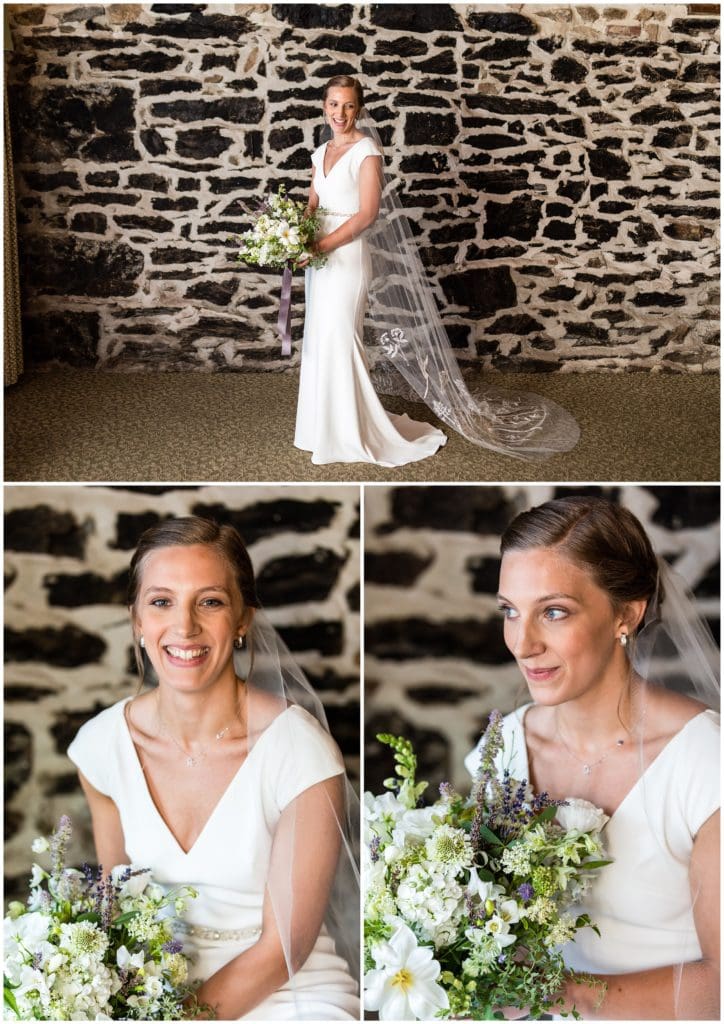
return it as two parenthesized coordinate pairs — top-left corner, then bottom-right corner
(376, 733), (428, 809)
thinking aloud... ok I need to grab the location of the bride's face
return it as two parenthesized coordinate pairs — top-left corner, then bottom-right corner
(497, 546), (631, 706)
(132, 543), (250, 693)
(323, 86), (359, 137)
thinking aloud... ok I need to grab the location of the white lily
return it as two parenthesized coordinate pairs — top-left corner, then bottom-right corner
(364, 918), (449, 1020)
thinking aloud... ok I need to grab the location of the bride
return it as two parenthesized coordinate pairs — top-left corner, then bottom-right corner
(295, 75), (581, 466)
(466, 495), (720, 1019)
(68, 516), (360, 1020)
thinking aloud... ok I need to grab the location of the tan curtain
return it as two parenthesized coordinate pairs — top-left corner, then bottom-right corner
(4, 21), (23, 386)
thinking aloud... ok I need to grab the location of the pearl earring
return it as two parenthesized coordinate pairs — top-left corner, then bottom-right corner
(139, 636), (145, 648)
(619, 633), (628, 647)
(234, 635), (245, 650)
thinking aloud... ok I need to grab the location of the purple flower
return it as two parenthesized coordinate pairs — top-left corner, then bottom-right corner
(369, 836), (381, 863)
(498, 953), (506, 964)
(517, 882), (534, 902)
(162, 939), (183, 954)
(439, 781), (454, 799)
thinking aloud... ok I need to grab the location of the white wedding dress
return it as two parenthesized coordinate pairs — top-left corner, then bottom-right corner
(68, 698), (360, 1021)
(294, 137), (447, 466)
(465, 704), (720, 976)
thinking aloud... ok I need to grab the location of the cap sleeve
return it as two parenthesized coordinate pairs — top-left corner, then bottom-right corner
(67, 701), (123, 797)
(679, 711), (720, 837)
(350, 137), (382, 175)
(311, 143), (326, 171)
(272, 706), (345, 811)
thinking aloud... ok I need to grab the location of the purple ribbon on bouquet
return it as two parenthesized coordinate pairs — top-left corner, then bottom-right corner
(277, 263), (293, 356)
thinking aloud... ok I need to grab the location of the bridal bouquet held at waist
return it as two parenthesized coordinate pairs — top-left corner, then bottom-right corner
(236, 185), (328, 355)
(3, 817), (208, 1021)
(363, 711), (611, 1020)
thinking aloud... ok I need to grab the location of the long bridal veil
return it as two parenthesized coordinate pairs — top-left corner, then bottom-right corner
(320, 108), (581, 461)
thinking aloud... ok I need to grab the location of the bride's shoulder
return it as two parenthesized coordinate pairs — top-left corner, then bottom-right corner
(646, 686), (718, 741)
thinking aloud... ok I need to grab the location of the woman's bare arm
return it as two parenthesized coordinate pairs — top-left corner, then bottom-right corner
(562, 810), (720, 1020)
(190, 775), (345, 1019)
(77, 769), (129, 872)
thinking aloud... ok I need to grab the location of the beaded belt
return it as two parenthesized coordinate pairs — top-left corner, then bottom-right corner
(176, 920), (261, 942)
(321, 210), (354, 217)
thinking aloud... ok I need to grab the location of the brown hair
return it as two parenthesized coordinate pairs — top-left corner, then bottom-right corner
(323, 74), (364, 109)
(501, 495), (661, 619)
(127, 515), (259, 681)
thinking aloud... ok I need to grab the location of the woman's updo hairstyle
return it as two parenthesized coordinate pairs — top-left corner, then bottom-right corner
(127, 516), (259, 682)
(323, 74), (364, 109)
(500, 495), (662, 625)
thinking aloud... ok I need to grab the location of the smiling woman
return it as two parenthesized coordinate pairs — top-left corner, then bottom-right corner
(66, 516), (360, 1021)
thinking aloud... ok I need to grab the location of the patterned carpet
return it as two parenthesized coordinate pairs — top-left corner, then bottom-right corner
(4, 368), (719, 482)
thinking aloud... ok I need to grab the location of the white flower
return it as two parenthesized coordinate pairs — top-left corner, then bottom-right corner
(466, 868), (504, 904)
(396, 864), (464, 948)
(31, 837), (50, 853)
(4, 910), (51, 948)
(30, 864), (46, 887)
(364, 918), (449, 1020)
(556, 798), (609, 833)
(484, 914), (516, 949)
(117, 945), (145, 972)
(424, 824), (473, 872)
(113, 865), (153, 899)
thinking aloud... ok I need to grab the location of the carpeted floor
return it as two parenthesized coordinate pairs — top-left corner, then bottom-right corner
(4, 368), (720, 482)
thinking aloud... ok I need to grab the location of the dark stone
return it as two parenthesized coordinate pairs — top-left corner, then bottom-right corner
(176, 127), (232, 159)
(557, 179), (587, 202)
(563, 321), (608, 342)
(468, 553), (503, 594)
(549, 116), (586, 138)
(487, 313), (544, 334)
(280, 147), (314, 170)
(141, 129), (168, 156)
(306, 33), (365, 54)
(370, 5), (463, 32)
(598, 201), (634, 214)
(347, 581), (360, 613)
(5, 684), (58, 702)
(151, 97), (264, 124)
(5, 506), (88, 557)
(376, 38), (427, 57)
(140, 78), (202, 97)
(11, 5), (46, 23)
(412, 51), (457, 75)
(365, 616), (509, 665)
(405, 111), (457, 145)
(400, 152), (449, 174)
(256, 549), (348, 606)
(44, 773), (83, 797)
(682, 61), (720, 83)
(153, 196), (197, 211)
(23, 170), (80, 191)
(429, 221), (477, 244)
(631, 104), (684, 125)
(126, 11), (252, 40)
(365, 550), (434, 586)
(581, 216), (620, 242)
(127, 173), (167, 193)
(81, 133), (140, 161)
(467, 133), (524, 151)
(649, 203), (718, 221)
(151, 4), (206, 13)
(270, 103), (319, 123)
(545, 202), (572, 218)
(540, 284), (577, 301)
(4, 723), (32, 803)
(150, 247), (209, 265)
(5, 625), (107, 668)
(441, 267), (516, 316)
(43, 569), (130, 607)
(408, 684), (482, 704)
(66, 191), (139, 207)
(379, 486), (513, 535)
(471, 39), (530, 61)
(276, 621), (344, 657)
(650, 486), (719, 530)
(469, 11), (536, 33)
(86, 171), (119, 187)
(589, 149), (630, 180)
(466, 94), (562, 116)
(694, 560), (720, 598)
(19, 35), (128, 55)
(543, 217), (575, 241)
(111, 511), (165, 550)
(190, 500), (340, 545)
(22, 310), (100, 367)
(177, 177), (199, 191)
(114, 214), (175, 233)
(670, 18), (720, 35)
(70, 211), (107, 233)
(20, 235), (143, 297)
(552, 56), (588, 82)
(272, 4), (353, 29)
(185, 279), (238, 306)
(201, 53), (236, 71)
(269, 126), (304, 151)
(633, 292), (686, 308)
(485, 196), (542, 241)
(394, 92), (451, 109)
(88, 51), (182, 72)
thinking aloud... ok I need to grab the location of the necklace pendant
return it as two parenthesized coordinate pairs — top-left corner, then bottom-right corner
(185, 756), (196, 768)
(583, 764), (592, 775)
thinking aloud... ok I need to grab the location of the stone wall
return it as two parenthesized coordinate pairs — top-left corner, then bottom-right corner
(7, 4), (720, 375)
(4, 483), (360, 899)
(364, 484), (720, 792)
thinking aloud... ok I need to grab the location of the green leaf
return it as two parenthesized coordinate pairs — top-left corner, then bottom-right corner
(532, 804), (558, 824)
(112, 910), (140, 925)
(580, 859), (613, 870)
(75, 911), (102, 924)
(4, 986), (19, 1016)
(477, 823), (503, 847)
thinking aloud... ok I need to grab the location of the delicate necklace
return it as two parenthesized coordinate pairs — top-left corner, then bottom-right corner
(555, 694), (647, 775)
(156, 688), (243, 768)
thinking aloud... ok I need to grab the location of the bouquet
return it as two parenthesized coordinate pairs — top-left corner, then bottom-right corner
(363, 711), (611, 1020)
(4, 816), (208, 1020)
(235, 184), (328, 273)
(236, 184), (328, 355)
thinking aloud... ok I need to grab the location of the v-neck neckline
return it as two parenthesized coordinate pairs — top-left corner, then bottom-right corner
(514, 703), (710, 827)
(322, 137), (365, 179)
(119, 697), (291, 857)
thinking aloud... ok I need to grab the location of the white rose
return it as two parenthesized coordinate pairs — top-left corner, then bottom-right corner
(556, 798), (609, 833)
